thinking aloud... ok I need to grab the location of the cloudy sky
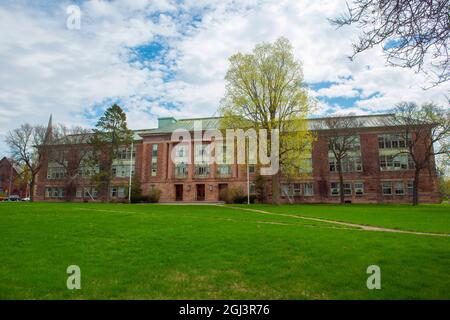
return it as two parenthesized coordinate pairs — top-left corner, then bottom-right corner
(0, 0), (448, 154)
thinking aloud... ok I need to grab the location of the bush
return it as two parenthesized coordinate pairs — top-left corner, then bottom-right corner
(219, 187), (255, 204)
(148, 187), (161, 203)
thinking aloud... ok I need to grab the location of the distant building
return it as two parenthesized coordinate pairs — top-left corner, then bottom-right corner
(0, 157), (27, 198)
(34, 114), (441, 203)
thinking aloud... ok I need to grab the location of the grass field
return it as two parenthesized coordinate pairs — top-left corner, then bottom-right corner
(0, 202), (449, 299)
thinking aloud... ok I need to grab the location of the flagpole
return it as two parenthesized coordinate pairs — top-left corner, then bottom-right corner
(247, 138), (250, 205)
(128, 141), (134, 203)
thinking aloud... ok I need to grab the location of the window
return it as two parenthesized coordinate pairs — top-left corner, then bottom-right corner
(330, 182), (340, 196)
(47, 165), (66, 179)
(329, 156), (363, 172)
(217, 164), (232, 177)
(110, 187), (118, 197)
(195, 164), (210, 177)
(354, 183), (364, 196)
(343, 183), (352, 195)
(293, 183), (302, 196)
(303, 183), (314, 196)
(112, 165), (133, 178)
(76, 188), (82, 198)
(407, 181), (414, 195)
(249, 164), (255, 174)
(45, 187), (64, 198)
(382, 182), (393, 195)
(175, 163), (188, 178)
(117, 148), (135, 160)
(378, 133), (410, 149)
(395, 182), (405, 195)
(118, 187), (126, 198)
(380, 155), (414, 171)
(151, 144), (158, 176)
(329, 136), (360, 151)
(281, 184), (293, 197)
(249, 183), (256, 194)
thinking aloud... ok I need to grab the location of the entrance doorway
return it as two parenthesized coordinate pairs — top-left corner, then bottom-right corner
(196, 184), (205, 201)
(175, 184), (183, 201)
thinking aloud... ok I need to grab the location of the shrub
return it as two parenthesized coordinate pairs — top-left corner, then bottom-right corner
(148, 187), (161, 203)
(220, 187), (254, 204)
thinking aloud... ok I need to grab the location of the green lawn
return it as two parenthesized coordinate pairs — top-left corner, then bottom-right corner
(238, 204), (450, 234)
(0, 202), (449, 299)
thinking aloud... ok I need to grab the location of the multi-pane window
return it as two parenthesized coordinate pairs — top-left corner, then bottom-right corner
(45, 187), (65, 198)
(343, 183), (352, 195)
(217, 164), (232, 177)
(195, 164), (210, 177)
(330, 182), (352, 195)
(281, 183), (293, 197)
(110, 186), (126, 198)
(407, 181), (414, 195)
(303, 183), (314, 196)
(117, 148), (135, 160)
(249, 164), (255, 174)
(382, 182), (393, 195)
(329, 156), (362, 172)
(47, 164), (66, 179)
(354, 182), (364, 195)
(329, 136), (361, 151)
(151, 144), (158, 176)
(379, 154), (414, 171)
(77, 187), (98, 199)
(175, 163), (188, 178)
(378, 133), (410, 149)
(249, 183), (256, 194)
(394, 182), (405, 195)
(330, 182), (340, 196)
(112, 165), (134, 177)
(293, 183), (302, 195)
(78, 165), (99, 178)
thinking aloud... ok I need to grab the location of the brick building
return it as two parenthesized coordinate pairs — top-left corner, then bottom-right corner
(0, 157), (27, 198)
(34, 114), (441, 203)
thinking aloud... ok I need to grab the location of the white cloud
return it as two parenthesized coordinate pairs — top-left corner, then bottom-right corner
(0, 0), (448, 155)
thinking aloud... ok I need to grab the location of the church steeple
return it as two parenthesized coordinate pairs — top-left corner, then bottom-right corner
(44, 114), (53, 144)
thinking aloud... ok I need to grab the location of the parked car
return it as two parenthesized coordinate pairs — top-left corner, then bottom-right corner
(3, 195), (21, 202)
(21, 197), (30, 202)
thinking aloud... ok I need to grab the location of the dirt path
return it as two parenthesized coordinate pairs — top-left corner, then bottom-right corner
(221, 205), (450, 237)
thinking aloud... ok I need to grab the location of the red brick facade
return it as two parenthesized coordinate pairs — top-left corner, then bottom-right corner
(0, 157), (27, 198)
(34, 116), (441, 204)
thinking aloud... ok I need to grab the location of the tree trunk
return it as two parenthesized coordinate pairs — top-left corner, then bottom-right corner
(338, 170), (345, 204)
(29, 175), (36, 202)
(271, 172), (280, 205)
(338, 159), (345, 204)
(413, 168), (420, 206)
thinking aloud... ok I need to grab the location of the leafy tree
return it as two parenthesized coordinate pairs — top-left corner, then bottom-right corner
(89, 104), (133, 202)
(5, 124), (50, 201)
(331, 0), (449, 86)
(220, 37), (314, 204)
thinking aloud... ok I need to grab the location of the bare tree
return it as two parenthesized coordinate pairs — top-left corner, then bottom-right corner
(46, 125), (92, 201)
(5, 124), (49, 201)
(331, 0), (449, 86)
(390, 102), (450, 205)
(324, 116), (364, 204)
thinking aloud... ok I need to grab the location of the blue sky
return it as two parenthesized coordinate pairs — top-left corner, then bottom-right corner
(0, 0), (448, 154)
